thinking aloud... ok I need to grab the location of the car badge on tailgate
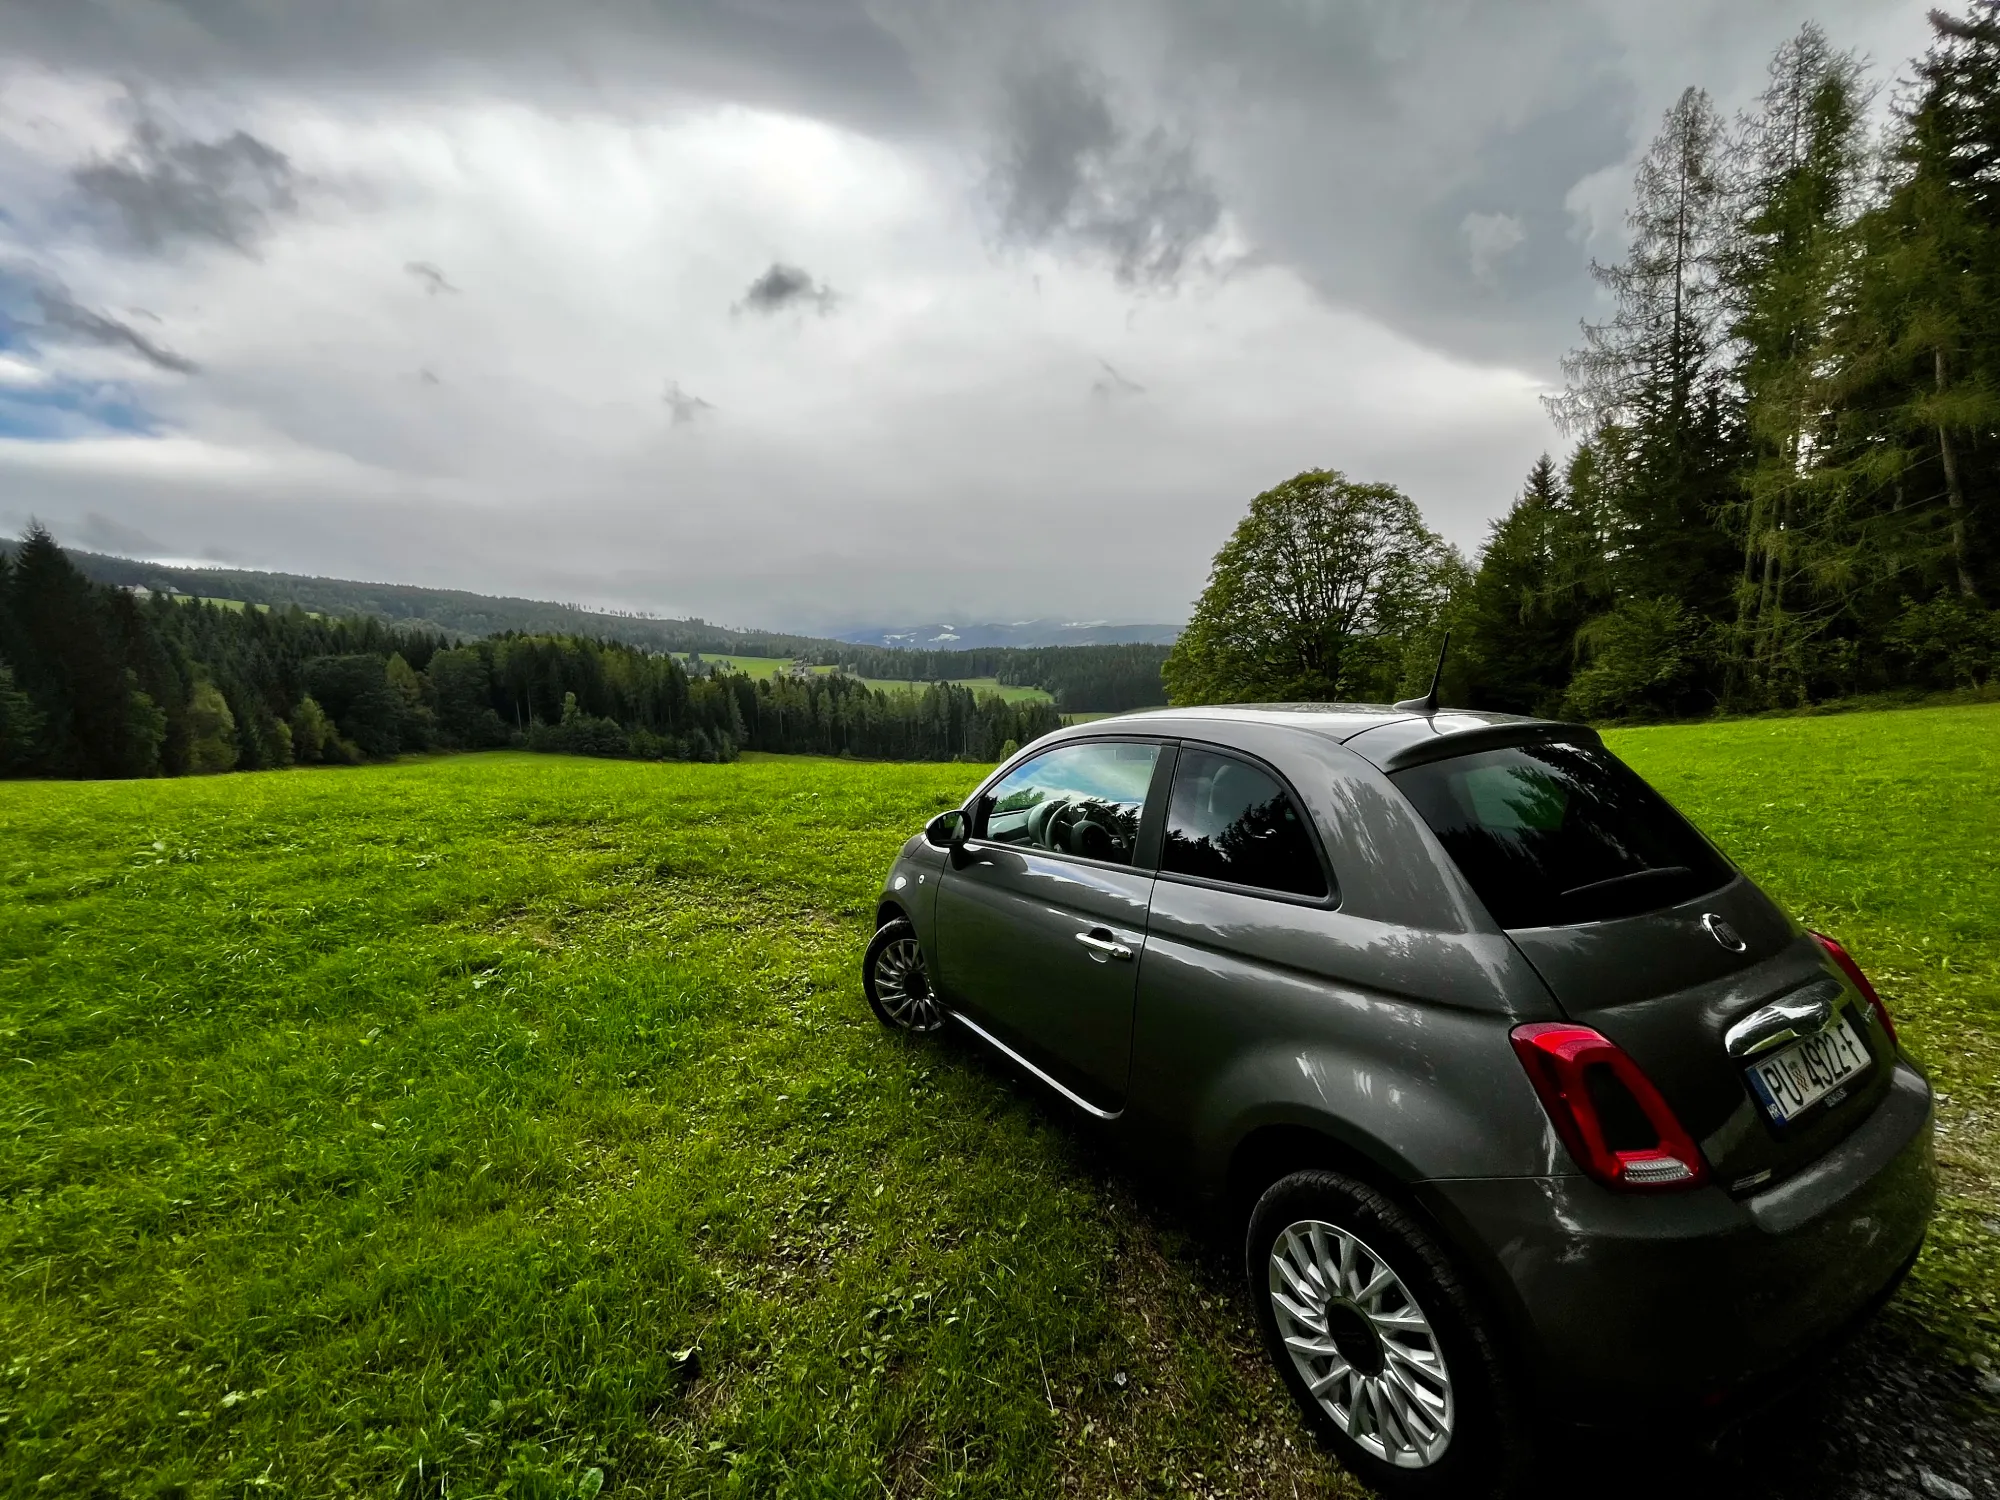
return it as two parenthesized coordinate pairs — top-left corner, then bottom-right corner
(1702, 913), (1747, 953)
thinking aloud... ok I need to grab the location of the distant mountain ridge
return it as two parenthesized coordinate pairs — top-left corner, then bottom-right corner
(6, 547), (1175, 711)
(836, 620), (1179, 650)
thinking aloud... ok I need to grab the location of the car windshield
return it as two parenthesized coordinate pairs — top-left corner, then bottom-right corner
(1390, 740), (1733, 928)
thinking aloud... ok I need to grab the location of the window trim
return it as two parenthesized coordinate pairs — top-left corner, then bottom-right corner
(964, 735), (1174, 875)
(1153, 738), (1342, 909)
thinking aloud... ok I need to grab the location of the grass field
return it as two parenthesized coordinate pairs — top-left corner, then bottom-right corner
(671, 655), (1054, 706)
(1, 706), (1995, 1497)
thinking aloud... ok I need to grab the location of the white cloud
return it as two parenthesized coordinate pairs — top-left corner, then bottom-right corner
(0, 75), (1557, 627)
(0, 2), (1946, 630)
(1461, 212), (1526, 287)
(0, 354), (48, 388)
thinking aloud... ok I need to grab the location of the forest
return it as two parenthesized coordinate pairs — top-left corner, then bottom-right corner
(0, 530), (1060, 778)
(1445, 10), (2000, 718)
(53, 549), (1172, 714)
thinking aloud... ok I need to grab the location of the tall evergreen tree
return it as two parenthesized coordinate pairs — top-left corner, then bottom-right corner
(1, 528), (163, 778)
(1554, 88), (1745, 620)
(1459, 455), (1609, 714)
(1725, 26), (1872, 703)
(1819, 2), (2000, 617)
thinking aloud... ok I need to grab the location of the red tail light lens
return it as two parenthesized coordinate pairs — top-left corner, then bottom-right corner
(1510, 1023), (1709, 1192)
(1811, 931), (1896, 1045)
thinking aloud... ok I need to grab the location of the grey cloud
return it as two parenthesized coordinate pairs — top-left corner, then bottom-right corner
(1462, 212), (1528, 288)
(75, 511), (167, 555)
(664, 380), (715, 424)
(737, 262), (836, 316)
(405, 261), (458, 295)
(1091, 359), (1144, 398)
(0, 0), (932, 136)
(73, 117), (297, 253)
(990, 58), (1220, 287)
(4, 1), (1927, 371)
(35, 286), (198, 373)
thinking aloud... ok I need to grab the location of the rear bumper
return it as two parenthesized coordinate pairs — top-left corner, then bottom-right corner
(1429, 1058), (1935, 1417)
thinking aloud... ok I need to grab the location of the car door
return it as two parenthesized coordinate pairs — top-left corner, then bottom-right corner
(934, 737), (1171, 1115)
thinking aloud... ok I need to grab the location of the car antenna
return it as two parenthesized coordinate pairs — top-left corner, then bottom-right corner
(1393, 630), (1451, 716)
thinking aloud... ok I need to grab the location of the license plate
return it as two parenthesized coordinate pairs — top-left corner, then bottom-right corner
(1744, 1011), (1871, 1124)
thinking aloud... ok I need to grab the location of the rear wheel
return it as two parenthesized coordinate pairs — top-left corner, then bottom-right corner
(1246, 1169), (1531, 1499)
(863, 918), (943, 1033)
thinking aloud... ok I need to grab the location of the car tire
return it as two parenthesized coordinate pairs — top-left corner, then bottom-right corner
(1246, 1169), (1533, 1500)
(862, 917), (944, 1033)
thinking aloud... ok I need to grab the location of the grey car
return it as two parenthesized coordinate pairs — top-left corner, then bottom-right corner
(861, 704), (1935, 1497)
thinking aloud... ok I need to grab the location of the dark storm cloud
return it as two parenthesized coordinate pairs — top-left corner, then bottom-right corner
(737, 262), (836, 315)
(33, 284), (199, 374)
(0, 0), (933, 135)
(72, 117), (298, 253)
(1, 1), (1924, 372)
(989, 58), (1221, 287)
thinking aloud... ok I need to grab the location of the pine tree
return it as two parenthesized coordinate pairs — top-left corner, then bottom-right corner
(1819, 2), (2000, 618)
(0, 659), (44, 772)
(1553, 88), (1745, 622)
(2, 527), (164, 777)
(1459, 454), (1610, 713)
(1726, 26), (1873, 703)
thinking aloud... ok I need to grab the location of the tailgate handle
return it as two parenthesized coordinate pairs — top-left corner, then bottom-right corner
(1724, 982), (1839, 1058)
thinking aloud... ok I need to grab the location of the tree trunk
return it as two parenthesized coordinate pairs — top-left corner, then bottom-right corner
(1934, 347), (1982, 602)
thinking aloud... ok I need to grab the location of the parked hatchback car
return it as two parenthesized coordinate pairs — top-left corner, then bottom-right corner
(862, 705), (1935, 1496)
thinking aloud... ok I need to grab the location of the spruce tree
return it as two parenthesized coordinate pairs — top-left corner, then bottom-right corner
(1459, 455), (1609, 713)
(1553, 89), (1745, 629)
(1726, 26), (1873, 703)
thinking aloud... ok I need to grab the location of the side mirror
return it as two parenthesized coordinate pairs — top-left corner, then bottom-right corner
(924, 809), (970, 851)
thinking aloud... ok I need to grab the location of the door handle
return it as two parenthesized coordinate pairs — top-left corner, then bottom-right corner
(1075, 929), (1133, 962)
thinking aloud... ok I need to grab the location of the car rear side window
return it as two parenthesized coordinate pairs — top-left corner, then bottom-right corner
(979, 740), (1159, 865)
(1391, 740), (1732, 928)
(1162, 748), (1328, 899)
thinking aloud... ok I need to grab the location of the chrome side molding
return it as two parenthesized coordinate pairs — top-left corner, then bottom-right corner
(947, 1010), (1123, 1121)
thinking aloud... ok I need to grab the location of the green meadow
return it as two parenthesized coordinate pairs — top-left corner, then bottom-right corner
(670, 655), (1054, 706)
(1, 707), (1995, 1498)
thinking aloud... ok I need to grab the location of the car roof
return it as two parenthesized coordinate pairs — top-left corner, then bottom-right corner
(1070, 704), (1594, 772)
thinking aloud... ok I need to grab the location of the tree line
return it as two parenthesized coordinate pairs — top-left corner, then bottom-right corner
(0, 530), (1060, 779)
(52, 548), (1170, 712)
(1170, 9), (2000, 716)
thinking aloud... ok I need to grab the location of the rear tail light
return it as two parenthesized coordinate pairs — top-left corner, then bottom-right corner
(1510, 1023), (1709, 1192)
(1811, 931), (1896, 1045)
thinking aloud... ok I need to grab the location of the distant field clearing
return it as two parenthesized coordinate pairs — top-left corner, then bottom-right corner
(671, 653), (1055, 705)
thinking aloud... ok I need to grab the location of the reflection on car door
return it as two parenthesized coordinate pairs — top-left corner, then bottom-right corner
(935, 739), (1167, 1115)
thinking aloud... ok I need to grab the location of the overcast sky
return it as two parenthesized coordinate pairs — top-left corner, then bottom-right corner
(0, 1), (1936, 632)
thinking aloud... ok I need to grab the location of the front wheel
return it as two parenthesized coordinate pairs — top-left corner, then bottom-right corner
(1246, 1169), (1531, 1499)
(862, 918), (943, 1033)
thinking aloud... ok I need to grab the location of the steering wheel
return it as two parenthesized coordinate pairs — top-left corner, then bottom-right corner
(1025, 796), (1067, 850)
(1047, 801), (1114, 861)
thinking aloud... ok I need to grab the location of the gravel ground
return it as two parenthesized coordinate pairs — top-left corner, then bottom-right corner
(1580, 1319), (1999, 1500)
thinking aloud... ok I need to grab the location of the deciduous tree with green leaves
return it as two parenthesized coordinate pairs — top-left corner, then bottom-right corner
(1164, 470), (1455, 705)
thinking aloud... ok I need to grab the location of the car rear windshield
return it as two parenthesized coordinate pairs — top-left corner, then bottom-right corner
(1390, 740), (1733, 928)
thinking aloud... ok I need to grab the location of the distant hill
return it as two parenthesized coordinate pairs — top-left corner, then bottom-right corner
(836, 620), (1179, 650)
(8, 548), (1174, 711)
(31, 550), (845, 657)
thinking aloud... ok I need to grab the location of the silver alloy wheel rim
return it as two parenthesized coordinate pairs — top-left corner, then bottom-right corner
(1268, 1219), (1454, 1469)
(873, 937), (942, 1032)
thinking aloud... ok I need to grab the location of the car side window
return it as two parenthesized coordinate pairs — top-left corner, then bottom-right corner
(978, 741), (1160, 866)
(1162, 748), (1329, 899)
